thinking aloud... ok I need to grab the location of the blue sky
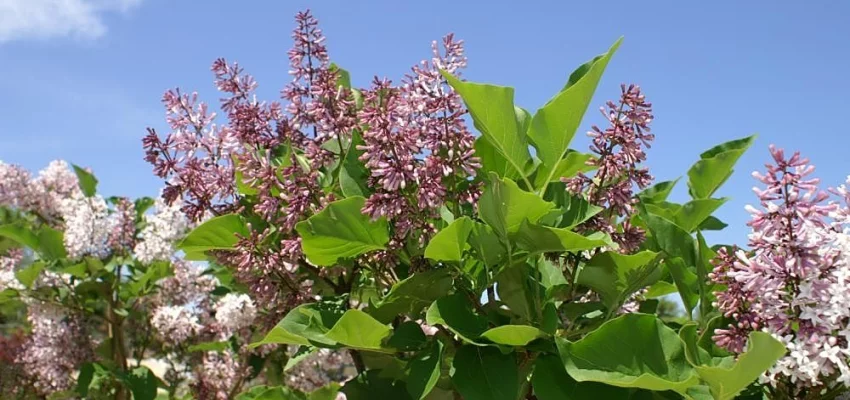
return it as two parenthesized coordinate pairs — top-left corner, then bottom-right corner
(1, 0), (849, 244)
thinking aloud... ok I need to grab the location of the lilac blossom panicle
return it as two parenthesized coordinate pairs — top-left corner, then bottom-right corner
(709, 145), (850, 394)
(357, 33), (479, 265)
(59, 193), (116, 260)
(565, 84), (654, 253)
(285, 347), (355, 393)
(134, 195), (191, 264)
(0, 160), (81, 222)
(16, 302), (92, 395)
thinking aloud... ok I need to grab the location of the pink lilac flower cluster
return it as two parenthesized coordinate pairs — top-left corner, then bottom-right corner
(143, 10), (477, 320)
(16, 302), (93, 395)
(0, 160), (81, 223)
(565, 84), (654, 253)
(358, 34), (479, 252)
(148, 260), (263, 398)
(285, 347), (355, 393)
(709, 146), (850, 392)
(134, 195), (192, 264)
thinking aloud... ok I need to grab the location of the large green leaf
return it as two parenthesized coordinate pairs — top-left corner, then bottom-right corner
(0, 224), (65, 261)
(672, 198), (728, 233)
(638, 179), (679, 204)
(296, 196), (389, 266)
(512, 220), (607, 253)
(667, 257), (699, 317)
(468, 222), (506, 269)
(530, 38), (621, 193)
(533, 151), (596, 188)
(533, 354), (655, 400)
(342, 370), (411, 400)
(124, 366), (160, 400)
(687, 135), (755, 199)
(550, 190), (603, 229)
(451, 345), (518, 400)
(72, 164), (98, 197)
(643, 213), (696, 267)
(478, 173), (556, 237)
(386, 321), (427, 351)
(425, 293), (488, 343)
(443, 73), (532, 181)
(15, 262), (44, 288)
(577, 251), (660, 310)
(339, 130), (371, 198)
(369, 269), (453, 323)
(324, 309), (392, 352)
(558, 313), (699, 393)
(480, 325), (545, 346)
(496, 263), (543, 322)
(679, 325), (785, 400)
(407, 341), (444, 399)
(250, 303), (343, 348)
(424, 217), (473, 262)
(178, 214), (248, 253)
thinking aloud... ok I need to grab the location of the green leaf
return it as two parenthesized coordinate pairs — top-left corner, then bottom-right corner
(0, 223), (38, 252)
(15, 262), (44, 288)
(496, 263), (542, 322)
(178, 214), (248, 253)
(451, 345), (518, 400)
(468, 222), (506, 269)
(530, 38), (621, 193)
(309, 383), (342, 400)
(188, 341), (230, 352)
(442, 73), (532, 181)
(339, 130), (371, 198)
(330, 63), (352, 88)
(478, 173), (556, 237)
(672, 198), (728, 233)
(667, 257), (699, 317)
(698, 216), (727, 231)
(124, 366), (160, 400)
(72, 164), (98, 197)
(551, 190), (603, 229)
(37, 226), (66, 260)
(480, 325), (545, 346)
(296, 196), (389, 266)
(369, 269), (453, 323)
(533, 151), (595, 188)
(342, 370), (411, 400)
(687, 135), (756, 199)
(532, 354), (642, 400)
(324, 309), (392, 352)
(645, 281), (678, 299)
(643, 213), (696, 267)
(577, 251), (660, 310)
(512, 220), (607, 253)
(426, 293), (488, 343)
(250, 303), (343, 348)
(679, 325), (785, 400)
(638, 179), (679, 204)
(424, 217), (473, 262)
(386, 321), (427, 351)
(407, 341), (444, 399)
(558, 313), (699, 393)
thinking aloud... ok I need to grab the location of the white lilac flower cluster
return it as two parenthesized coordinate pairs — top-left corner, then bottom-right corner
(151, 305), (202, 345)
(711, 154), (850, 394)
(134, 196), (191, 264)
(16, 302), (92, 395)
(58, 193), (115, 260)
(0, 160), (81, 220)
(214, 293), (257, 335)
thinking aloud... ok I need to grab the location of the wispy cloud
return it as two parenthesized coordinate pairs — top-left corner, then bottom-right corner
(0, 0), (142, 43)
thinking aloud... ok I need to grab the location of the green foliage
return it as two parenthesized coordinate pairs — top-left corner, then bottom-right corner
(178, 213), (249, 254)
(71, 164), (98, 197)
(295, 196), (389, 266)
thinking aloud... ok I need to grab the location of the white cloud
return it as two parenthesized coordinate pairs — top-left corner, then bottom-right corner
(0, 0), (142, 43)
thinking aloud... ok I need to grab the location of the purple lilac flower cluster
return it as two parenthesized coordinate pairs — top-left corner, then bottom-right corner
(710, 146), (850, 392)
(565, 84), (654, 253)
(143, 10), (478, 319)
